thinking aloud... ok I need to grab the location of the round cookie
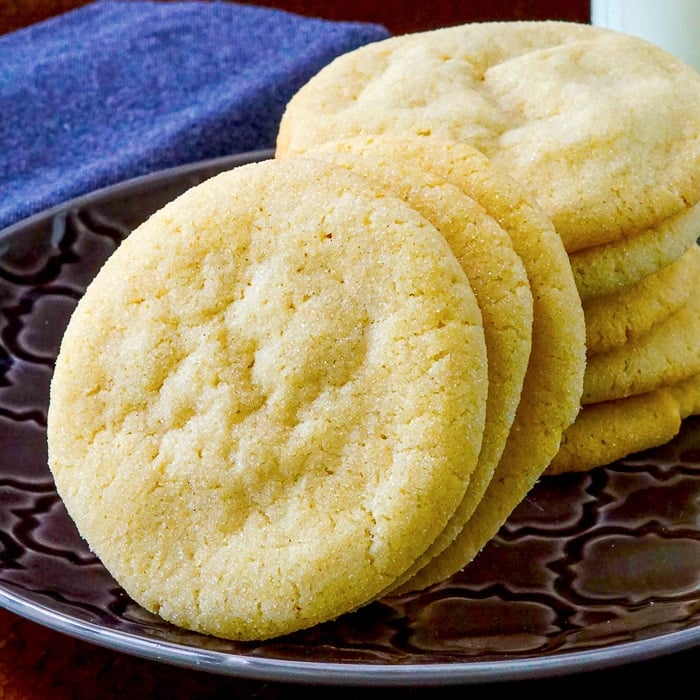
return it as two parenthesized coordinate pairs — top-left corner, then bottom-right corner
(545, 388), (682, 475)
(583, 280), (700, 404)
(571, 204), (700, 301)
(277, 21), (700, 253)
(584, 244), (700, 355)
(47, 156), (489, 641)
(319, 134), (585, 593)
(547, 371), (700, 476)
(299, 135), (534, 588)
(670, 372), (700, 419)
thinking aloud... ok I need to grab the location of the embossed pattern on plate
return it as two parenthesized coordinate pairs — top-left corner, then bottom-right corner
(0, 151), (698, 685)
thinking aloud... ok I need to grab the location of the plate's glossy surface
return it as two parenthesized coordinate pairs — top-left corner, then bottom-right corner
(0, 151), (698, 686)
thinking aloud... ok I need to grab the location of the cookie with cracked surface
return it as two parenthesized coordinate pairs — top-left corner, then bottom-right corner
(47, 156), (488, 641)
(311, 134), (585, 593)
(277, 21), (700, 254)
(297, 135), (534, 590)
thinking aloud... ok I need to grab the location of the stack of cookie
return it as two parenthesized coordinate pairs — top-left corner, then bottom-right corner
(276, 19), (700, 476)
(46, 19), (699, 643)
(47, 145), (585, 639)
(552, 238), (700, 474)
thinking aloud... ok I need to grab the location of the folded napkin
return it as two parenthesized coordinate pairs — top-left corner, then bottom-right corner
(0, 0), (389, 229)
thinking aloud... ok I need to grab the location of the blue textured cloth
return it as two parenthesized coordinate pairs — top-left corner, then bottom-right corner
(0, 1), (389, 228)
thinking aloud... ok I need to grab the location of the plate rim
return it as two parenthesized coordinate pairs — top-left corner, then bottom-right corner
(1, 583), (698, 686)
(0, 149), (275, 241)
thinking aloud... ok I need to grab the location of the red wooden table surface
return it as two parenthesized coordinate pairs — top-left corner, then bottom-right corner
(1, 1), (589, 35)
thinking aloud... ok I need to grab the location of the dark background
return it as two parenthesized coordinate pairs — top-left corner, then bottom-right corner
(1, 0), (590, 35)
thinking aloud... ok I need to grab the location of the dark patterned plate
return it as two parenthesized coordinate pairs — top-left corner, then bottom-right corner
(0, 151), (698, 686)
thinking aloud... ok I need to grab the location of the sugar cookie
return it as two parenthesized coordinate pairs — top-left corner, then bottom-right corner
(547, 371), (700, 475)
(277, 21), (700, 253)
(297, 135), (533, 588)
(584, 244), (699, 355)
(583, 283), (700, 404)
(326, 135), (586, 593)
(47, 156), (488, 640)
(546, 389), (682, 475)
(571, 205), (700, 301)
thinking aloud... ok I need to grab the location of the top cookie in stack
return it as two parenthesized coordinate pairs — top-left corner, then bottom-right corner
(277, 20), (700, 255)
(276, 20), (700, 473)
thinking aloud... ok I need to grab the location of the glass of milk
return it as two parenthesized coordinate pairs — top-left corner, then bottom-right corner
(590, 0), (700, 72)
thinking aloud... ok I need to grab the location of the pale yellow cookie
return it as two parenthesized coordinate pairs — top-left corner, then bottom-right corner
(584, 244), (700, 356)
(545, 389), (682, 475)
(297, 135), (534, 589)
(327, 134), (585, 593)
(47, 156), (489, 641)
(547, 371), (700, 475)
(583, 281), (700, 404)
(669, 371), (700, 419)
(571, 205), (700, 301)
(277, 21), (700, 253)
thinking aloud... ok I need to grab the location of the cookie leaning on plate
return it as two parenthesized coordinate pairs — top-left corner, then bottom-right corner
(47, 156), (489, 641)
(295, 135), (534, 589)
(307, 134), (584, 593)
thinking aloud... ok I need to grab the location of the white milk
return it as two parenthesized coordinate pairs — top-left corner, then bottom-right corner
(591, 0), (700, 72)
